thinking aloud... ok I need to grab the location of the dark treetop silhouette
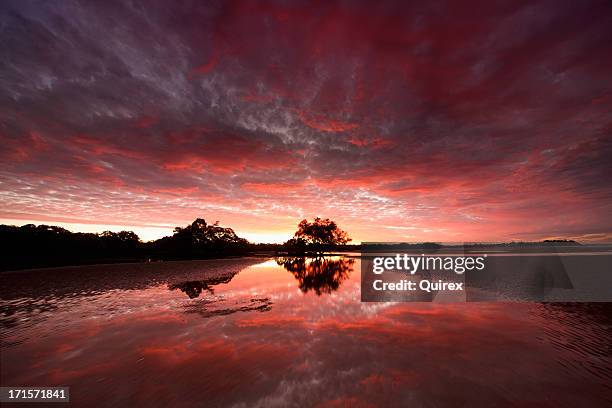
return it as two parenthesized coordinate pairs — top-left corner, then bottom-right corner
(0, 224), (144, 271)
(152, 218), (249, 259)
(0, 218), (250, 271)
(283, 217), (351, 254)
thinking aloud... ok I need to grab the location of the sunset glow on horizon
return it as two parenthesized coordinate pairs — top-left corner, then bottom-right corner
(2, 0), (612, 243)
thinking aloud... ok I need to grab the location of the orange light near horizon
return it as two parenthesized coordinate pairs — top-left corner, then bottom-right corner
(239, 231), (292, 244)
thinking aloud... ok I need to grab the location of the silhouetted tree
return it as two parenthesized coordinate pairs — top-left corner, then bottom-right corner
(294, 218), (351, 245)
(153, 218), (249, 259)
(100, 230), (141, 254)
(0, 224), (143, 270)
(0, 218), (252, 270)
(281, 237), (308, 254)
(283, 218), (351, 254)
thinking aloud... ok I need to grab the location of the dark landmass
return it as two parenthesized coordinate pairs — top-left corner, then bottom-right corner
(0, 219), (252, 271)
(0, 217), (359, 271)
(359, 240), (589, 254)
(0, 218), (355, 271)
(0, 218), (596, 272)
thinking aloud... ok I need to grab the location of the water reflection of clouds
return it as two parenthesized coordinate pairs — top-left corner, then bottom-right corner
(2, 259), (612, 406)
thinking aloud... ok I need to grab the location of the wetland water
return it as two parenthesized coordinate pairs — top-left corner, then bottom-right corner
(1, 257), (611, 407)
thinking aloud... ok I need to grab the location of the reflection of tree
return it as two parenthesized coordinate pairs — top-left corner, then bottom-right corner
(168, 276), (234, 298)
(276, 257), (355, 295)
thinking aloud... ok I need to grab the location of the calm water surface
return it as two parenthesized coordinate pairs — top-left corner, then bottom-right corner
(1, 257), (611, 407)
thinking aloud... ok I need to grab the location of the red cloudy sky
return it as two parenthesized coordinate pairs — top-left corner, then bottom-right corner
(1, 0), (611, 243)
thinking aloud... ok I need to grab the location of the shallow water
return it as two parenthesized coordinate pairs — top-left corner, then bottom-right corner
(1, 257), (611, 407)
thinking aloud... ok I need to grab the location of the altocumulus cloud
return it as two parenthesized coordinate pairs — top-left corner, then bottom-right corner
(1, 0), (611, 242)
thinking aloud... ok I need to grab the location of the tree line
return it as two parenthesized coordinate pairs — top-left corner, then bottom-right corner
(0, 217), (355, 271)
